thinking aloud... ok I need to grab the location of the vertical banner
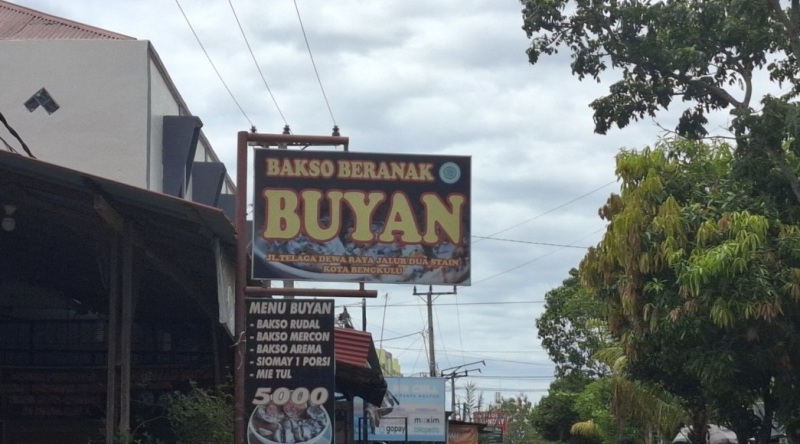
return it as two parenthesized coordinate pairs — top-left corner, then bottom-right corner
(245, 299), (335, 444)
(354, 377), (447, 442)
(251, 149), (471, 285)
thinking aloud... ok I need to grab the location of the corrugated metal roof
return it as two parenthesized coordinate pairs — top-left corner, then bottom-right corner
(0, 150), (236, 245)
(335, 327), (374, 368)
(0, 1), (133, 40)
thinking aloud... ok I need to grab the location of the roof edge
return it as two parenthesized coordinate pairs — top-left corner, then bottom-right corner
(0, 1), (135, 40)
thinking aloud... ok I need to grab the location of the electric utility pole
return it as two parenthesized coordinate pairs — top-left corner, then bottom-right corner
(413, 285), (457, 377)
(441, 360), (485, 414)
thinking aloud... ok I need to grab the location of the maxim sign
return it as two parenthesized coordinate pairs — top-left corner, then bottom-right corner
(251, 149), (471, 285)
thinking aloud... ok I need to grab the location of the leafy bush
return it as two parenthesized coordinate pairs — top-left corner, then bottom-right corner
(164, 381), (234, 444)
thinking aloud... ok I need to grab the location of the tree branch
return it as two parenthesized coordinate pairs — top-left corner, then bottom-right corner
(668, 72), (745, 110)
(767, 0), (800, 61)
(762, 145), (800, 203)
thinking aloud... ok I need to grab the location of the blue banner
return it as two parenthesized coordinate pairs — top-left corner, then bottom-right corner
(354, 377), (446, 442)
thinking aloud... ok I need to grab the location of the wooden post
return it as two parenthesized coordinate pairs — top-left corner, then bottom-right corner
(105, 236), (120, 444)
(119, 224), (134, 434)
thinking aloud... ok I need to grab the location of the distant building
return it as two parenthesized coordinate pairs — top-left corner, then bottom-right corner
(377, 347), (402, 376)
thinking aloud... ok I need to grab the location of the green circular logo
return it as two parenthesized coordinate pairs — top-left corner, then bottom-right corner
(439, 162), (461, 184)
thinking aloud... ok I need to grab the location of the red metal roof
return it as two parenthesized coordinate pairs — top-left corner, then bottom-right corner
(0, 1), (133, 40)
(334, 327), (373, 368)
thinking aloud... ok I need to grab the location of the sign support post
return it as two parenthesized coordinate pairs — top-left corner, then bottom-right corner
(234, 131), (377, 444)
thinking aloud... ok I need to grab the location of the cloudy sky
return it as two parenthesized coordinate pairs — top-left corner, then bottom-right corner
(13, 0), (720, 407)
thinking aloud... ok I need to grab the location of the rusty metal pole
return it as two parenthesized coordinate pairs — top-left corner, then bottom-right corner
(234, 131), (249, 444)
(235, 131), (371, 443)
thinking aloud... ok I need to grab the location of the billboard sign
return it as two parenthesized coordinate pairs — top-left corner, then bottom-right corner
(354, 377), (447, 442)
(449, 423), (479, 444)
(481, 427), (504, 444)
(473, 411), (508, 433)
(252, 149), (471, 285)
(244, 299), (335, 444)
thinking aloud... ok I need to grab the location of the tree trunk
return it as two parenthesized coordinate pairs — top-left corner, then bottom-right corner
(754, 397), (777, 444)
(689, 421), (708, 444)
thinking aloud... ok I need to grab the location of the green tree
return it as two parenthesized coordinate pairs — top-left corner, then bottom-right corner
(502, 394), (544, 444)
(572, 379), (615, 444)
(593, 347), (686, 444)
(579, 139), (800, 444)
(538, 273), (685, 444)
(531, 375), (592, 443)
(538, 268), (612, 378)
(463, 380), (481, 421)
(520, 0), (800, 203)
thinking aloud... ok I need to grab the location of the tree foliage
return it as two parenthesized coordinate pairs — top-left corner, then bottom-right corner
(464, 380), (481, 421)
(578, 139), (800, 444)
(499, 394), (542, 444)
(520, 0), (800, 202)
(531, 376), (592, 443)
(538, 268), (611, 378)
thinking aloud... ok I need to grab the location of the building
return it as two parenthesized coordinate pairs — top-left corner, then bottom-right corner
(0, 2), (237, 443)
(377, 347), (402, 376)
(0, 1), (236, 206)
(0, 3), (385, 443)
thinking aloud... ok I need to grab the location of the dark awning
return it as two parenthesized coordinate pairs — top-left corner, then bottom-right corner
(0, 150), (236, 323)
(334, 327), (387, 405)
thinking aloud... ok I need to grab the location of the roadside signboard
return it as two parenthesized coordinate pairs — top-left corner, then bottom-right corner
(244, 299), (335, 444)
(354, 377), (447, 442)
(480, 427), (503, 444)
(252, 149), (471, 285)
(473, 411), (508, 433)
(449, 423), (479, 444)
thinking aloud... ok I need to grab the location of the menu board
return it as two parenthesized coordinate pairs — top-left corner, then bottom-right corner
(245, 299), (335, 444)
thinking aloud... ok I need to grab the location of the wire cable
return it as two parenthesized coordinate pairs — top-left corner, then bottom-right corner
(472, 236), (589, 248)
(0, 133), (19, 154)
(291, 0), (337, 127)
(226, 0), (288, 126)
(175, 0), (254, 128)
(474, 180), (615, 243)
(0, 111), (33, 157)
(472, 227), (605, 285)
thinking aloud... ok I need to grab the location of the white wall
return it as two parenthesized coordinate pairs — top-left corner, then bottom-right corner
(1, 39), (234, 197)
(0, 40), (151, 187)
(147, 53), (180, 192)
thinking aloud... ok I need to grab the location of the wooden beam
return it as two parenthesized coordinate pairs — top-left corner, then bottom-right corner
(92, 191), (217, 321)
(119, 224), (134, 434)
(94, 194), (124, 233)
(142, 248), (217, 319)
(105, 236), (119, 444)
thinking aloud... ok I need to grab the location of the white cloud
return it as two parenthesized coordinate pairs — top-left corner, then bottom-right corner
(15, 0), (681, 405)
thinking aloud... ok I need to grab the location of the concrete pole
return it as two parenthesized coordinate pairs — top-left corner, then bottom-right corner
(427, 288), (436, 377)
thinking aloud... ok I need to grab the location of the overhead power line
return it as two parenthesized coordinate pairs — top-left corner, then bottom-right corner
(472, 236), (589, 248)
(475, 180), (616, 242)
(226, 0), (288, 126)
(292, 0), (337, 127)
(0, 111), (34, 157)
(174, 0), (254, 128)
